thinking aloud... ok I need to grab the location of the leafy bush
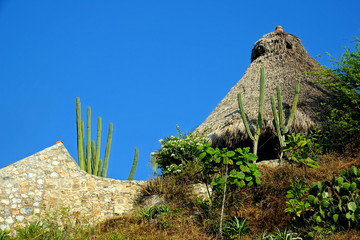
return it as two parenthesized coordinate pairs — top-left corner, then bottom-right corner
(282, 133), (319, 179)
(152, 125), (208, 175)
(308, 37), (360, 149)
(197, 145), (261, 193)
(307, 166), (360, 233)
(285, 179), (311, 221)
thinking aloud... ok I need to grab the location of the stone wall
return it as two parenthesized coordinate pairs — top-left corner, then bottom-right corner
(0, 142), (146, 231)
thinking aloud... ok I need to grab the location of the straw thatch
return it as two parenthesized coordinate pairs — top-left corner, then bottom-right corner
(197, 27), (331, 159)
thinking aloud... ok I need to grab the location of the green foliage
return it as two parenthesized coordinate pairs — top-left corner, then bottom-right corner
(14, 222), (48, 239)
(263, 228), (302, 240)
(308, 128), (331, 157)
(139, 205), (173, 230)
(306, 166), (360, 233)
(222, 217), (249, 239)
(282, 133), (319, 179)
(308, 38), (360, 148)
(285, 179), (311, 220)
(197, 145), (261, 193)
(152, 125), (208, 175)
(139, 205), (171, 221)
(128, 147), (139, 180)
(76, 97), (113, 177)
(0, 228), (10, 240)
(237, 67), (265, 156)
(271, 84), (300, 157)
(9, 204), (102, 240)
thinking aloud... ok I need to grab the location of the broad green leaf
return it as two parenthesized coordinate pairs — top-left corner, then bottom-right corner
(246, 153), (258, 162)
(308, 195), (316, 203)
(350, 166), (358, 176)
(254, 171), (262, 177)
(238, 172), (245, 179)
(240, 165), (249, 172)
(226, 151), (235, 157)
(239, 180), (245, 187)
(245, 176), (253, 181)
(343, 183), (350, 190)
(235, 160), (243, 165)
(321, 200), (330, 208)
(350, 182), (357, 191)
(198, 152), (206, 160)
(247, 181), (254, 187)
(306, 158), (319, 168)
(322, 191), (330, 199)
(348, 202), (357, 212)
(337, 177), (344, 185)
(206, 148), (215, 155)
(317, 182), (322, 192)
(333, 214), (339, 223)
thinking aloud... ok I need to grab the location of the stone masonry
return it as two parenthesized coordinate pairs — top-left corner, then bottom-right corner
(0, 142), (146, 231)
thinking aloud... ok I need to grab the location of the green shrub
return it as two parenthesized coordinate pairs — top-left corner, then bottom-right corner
(222, 216), (249, 239)
(152, 125), (208, 175)
(285, 179), (311, 221)
(197, 145), (261, 193)
(282, 133), (319, 179)
(307, 166), (360, 234)
(308, 37), (360, 149)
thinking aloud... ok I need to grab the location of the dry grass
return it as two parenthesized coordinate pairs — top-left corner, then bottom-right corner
(96, 145), (360, 239)
(98, 214), (214, 240)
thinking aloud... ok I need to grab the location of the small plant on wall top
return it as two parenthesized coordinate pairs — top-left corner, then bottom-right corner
(76, 97), (113, 177)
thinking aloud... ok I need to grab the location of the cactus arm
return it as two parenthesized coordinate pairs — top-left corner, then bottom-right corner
(97, 159), (103, 176)
(256, 67), (265, 137)
(86, 107), (92, 174)
(285, 83), (300, 132)
(91, 140), (96, 172)
(237, 93), (255, 141)
(94, 116), (101, 176)
(276, 86), (285, 134)
(102, 122), (113, 177)
(81, 120), (86, 169)
(76, 97), (85, 170)
(128, 148), (139, 180)
(271, 95), (285, 147)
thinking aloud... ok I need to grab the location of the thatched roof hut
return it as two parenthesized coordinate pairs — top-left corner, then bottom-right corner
(197, 26), (331, 159)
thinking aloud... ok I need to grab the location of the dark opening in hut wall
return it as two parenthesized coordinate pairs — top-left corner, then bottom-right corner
(197, 26), (331, 161)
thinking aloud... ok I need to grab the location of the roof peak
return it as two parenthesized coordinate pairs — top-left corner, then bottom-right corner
(275, 26), (283, 32)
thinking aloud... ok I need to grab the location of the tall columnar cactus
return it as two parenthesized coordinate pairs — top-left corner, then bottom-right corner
(101, 122), (113, 177)
(237, 67), (265, 157)
(128, 147), (139, 180)
(76, 97), (113, 177)
(76, 98), (85, 170)
(270, 84), (300, 158)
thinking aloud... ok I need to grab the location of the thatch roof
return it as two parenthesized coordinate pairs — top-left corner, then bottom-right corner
(197, 27), (331, 158)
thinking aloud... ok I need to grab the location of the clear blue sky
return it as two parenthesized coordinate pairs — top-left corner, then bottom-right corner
(1, 0), (359, 180)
